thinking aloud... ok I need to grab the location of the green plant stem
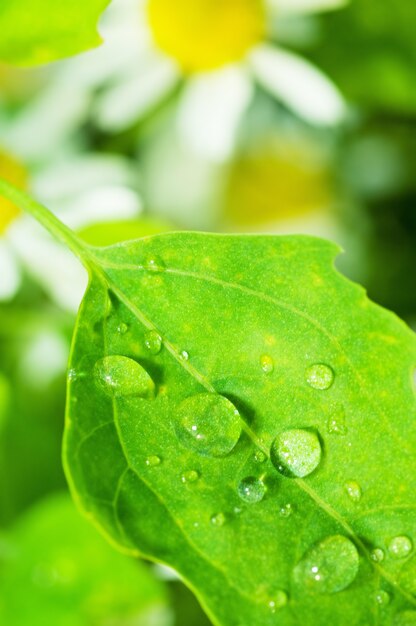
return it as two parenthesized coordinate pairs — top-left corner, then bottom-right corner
(0, 177), (90, 267)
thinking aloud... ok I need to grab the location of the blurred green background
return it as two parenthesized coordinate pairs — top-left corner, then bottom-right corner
(1, 0), (415, 623)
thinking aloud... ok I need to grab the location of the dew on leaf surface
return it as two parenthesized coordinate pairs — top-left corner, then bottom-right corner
(144, 330), (163, 355)
(210, 512), (226, 527)
(375, 590), (390, 605)
(146, 256), (165, 272)
(146, 455), (162, 467)
(67, 368), (78, 382)
(237, 476), (266, 503)
(268, 590), (288, 612)
(181, 470), (199, 484)
(254, 449), (266, 463)
(270, 428), (322, 478)
(344, 480), (362, 503)
(116, 322), (128, 335)
(388, 536), (413, 559)
(180, 350), (189, 361)
(94, 355), (154, 398)
(260, 354), (274, 374)
(327, 406), (347, 435)
(306, 363), (335, 390)
(279, 503), (295, 518)
(293, 535), (359, 594)
(370, 548), (385, 563)
(175, 393), (241, 457)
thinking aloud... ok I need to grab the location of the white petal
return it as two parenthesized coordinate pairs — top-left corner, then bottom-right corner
(177, 66), (254, 162)
(0, 240), (21, 301)
(267, 0), (349, 15)
(250, 45), (346, 125)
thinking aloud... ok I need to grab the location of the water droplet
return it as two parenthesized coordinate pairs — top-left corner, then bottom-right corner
(268, 590), (288, 612)
(344, 480), (362, 502)
(180, 350), (189, 361)
(146, 256), (165, 272)
(146, 455), (161, 467)
(293, 535), (359, 594)
(117, 323), (128, 335)
(181, 470), (199, 484)
(375, 590), (390, 605)
(394, 611), (416, 626)
(327, 407), (347, 435)
(175, 393), (241, 457)
(279, 503), (295, 518)
(271, 429), (322, 478)
(210, 512), (226, 527)
(94, 355), (154, 398)
(260, 354), (274, 374)
(254, 450), (266, 463)
(237, 477), (266, 504)
(388, 536), (413, 559)
(67, 368), (78, 382)
(144, 330), (163, 355)
(371, 548), (385, 563)
(306, 363), (335, 390)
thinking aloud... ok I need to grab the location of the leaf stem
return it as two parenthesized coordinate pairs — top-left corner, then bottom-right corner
(0, 177), (90, 267)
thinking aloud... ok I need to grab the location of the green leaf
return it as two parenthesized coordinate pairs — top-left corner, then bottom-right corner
(308, 0), (416, 113)
(78, 218), (175, 247)
(0, 0), (110, 66)
(0, 493), (172, 625)
(1, 180), (416, 626)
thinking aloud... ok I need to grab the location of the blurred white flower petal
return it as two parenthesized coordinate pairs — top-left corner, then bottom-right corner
(267, 0), (349, 14)
(95, 55), (179, 132)
(20, 330), (69, 388)
(0, 240), (21, 301)
(177, 66), (254, 162)
(250, 44), (346, 125)
(59, 186), (142, 229)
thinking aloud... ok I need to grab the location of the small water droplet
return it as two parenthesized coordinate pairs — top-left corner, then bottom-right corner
(254, 449), (266, 463)
(175, 393), (241, 457)
(306, 363), (335, 390)
(237, 477), (266, 504)
(67, 368), (78, 382)
(388, 536), (413, 559)
(146, 257), (165, 272)
(180, 350), (189, 361)
(279, 503), (295, 518)
(327, 407), (347, 435)
(375, 590), (390, 605)
(181, 470), (199, 484)
(144, 330), (163, 355)
(344, 480), (362, 502)
(371, 548), (385, 563)
(293, 535), (359, 594)
(271, 429), (322, 478)
(268, 590), (288, 612)
(146, 455), (161, 467)
(210, 512), (226, 527)
(117, 323), (128, 335)
(94, 355), (154, 398)
(260, 354), (274, 374)
(394, 611), (416, 626)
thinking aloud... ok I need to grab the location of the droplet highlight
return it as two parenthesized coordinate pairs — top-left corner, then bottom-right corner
(388, 536), (413, 559)
(271, 429), (322, 478)
(180, 350), (189, 361)
(144, 330), (163, 355)
(293, 535), (359, 594)
(306, 363), (335, 390)
(237, 477), (266, 504)
(260, 354), (274, 374)
(175, 393), (241, 457)
(344, 480), (362, 503)
(94, 355), (154, 398)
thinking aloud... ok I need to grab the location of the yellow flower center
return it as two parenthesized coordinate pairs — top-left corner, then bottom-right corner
(0, 151), (27, 234)
(146, 0), (266, 72)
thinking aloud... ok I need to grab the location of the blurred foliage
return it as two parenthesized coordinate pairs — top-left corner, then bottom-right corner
(0, 151), (26, 232)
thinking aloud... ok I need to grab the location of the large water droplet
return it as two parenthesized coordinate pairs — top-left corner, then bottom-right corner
(344, 480), (362, 503)
(394, 612), (416, 626)
(388, 536), (413, 559)
(94, 355), (154, 398)
(306, 363), (335, 390)
(144, 330), (163, 355)
(293, 535), (359, 594)
(175, 393), (241, 457)
(270, 429), (322, 478)
(260, 354), (274, 374)
(237, 477), (266, 504)
(210, 512), (226, 527)
(371, 548), (385, 563)
(181, 470), (199, 484)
